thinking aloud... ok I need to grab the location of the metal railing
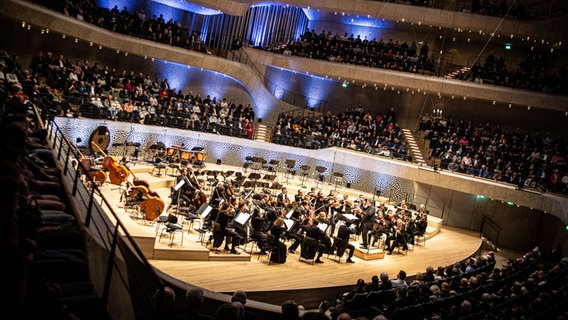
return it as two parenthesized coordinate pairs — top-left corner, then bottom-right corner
(37, 105), (165, 319)
(480, 214), (502, 248)
(227, 48), (332, 113)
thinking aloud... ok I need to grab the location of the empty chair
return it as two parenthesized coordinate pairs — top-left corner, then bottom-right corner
(159, 214), (184, 247)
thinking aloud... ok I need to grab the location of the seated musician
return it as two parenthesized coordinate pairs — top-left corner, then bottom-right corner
(417, 203), (430, 215)
(370, 211), (389, 248)
(294, 189), (305, 203)
(328, 193), (348, 236)
(276, 187), (291, 208)
(230, 201), (250, 245)
(335, 221), (356, 263)
(412, 212), (428, 242)
(396, 199), (408, 211)
(250, 207), (268, 251)
(268, 217), (288, 264)
(386, 218), (409, 255)
(173, 169), (195, 200)
(212, 203), (242, 254)
(303, 218), (331, 264)
(286, 217), (307, 253)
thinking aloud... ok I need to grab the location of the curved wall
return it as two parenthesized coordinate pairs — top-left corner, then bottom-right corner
(0, 0), (296, 123)
(186, 0), (564, 41)
(3, 0), (567, 124)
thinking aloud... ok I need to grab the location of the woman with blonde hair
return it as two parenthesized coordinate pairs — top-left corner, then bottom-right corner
(268, 217), (288, 263)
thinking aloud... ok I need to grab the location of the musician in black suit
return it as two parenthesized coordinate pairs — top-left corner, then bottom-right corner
(359, 198), (376, 249)
(304, 219), (331, 264)
(386, 218), (408, 254)
(417, 203), (430, 215)
(294, 189), (305, 203)
(213, 203), (242, 254)
(276, 187), (291, 208)
(209, 182), (225, 207)
(335, 221), (356, 263)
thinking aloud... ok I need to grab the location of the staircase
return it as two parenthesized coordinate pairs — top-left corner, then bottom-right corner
(402, 129), (439, 167)
(401, 128), (426, 166)
(444, 66), (470, 79)
(253, 123), (272, 142)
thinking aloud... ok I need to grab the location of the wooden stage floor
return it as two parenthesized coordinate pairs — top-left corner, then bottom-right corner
(98, 161), (483, 301)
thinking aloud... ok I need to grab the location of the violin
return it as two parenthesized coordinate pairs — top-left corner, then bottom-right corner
(71, 142), (107, 187)
(91, 142), (129, 185)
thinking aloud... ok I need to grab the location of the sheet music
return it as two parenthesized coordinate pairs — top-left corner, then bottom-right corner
(234, 211), (251, 225)
(317, 222), (329, 232)
(283, 218), (296, 232)
(342, 213), (359, 221)
(201, 205), (213, 219)
(173, 179), (185, 191)
(285, 209), (294, 219)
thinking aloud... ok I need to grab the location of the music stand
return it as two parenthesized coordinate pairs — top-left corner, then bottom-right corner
(317, 222), (329, 233)
(232, 211), (252, 227)
(300, 165), (310, 188)
(197, 203), (212, 218)
(284, 159), (296, 184)
(283, 218), (296, 232)
(247, 173), (262, 191)
(315, 166), (327, 187)
(285, 209), (295, 219)
(332, 172), (344, 191)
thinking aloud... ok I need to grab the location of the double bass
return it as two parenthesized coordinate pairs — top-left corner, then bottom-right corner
(126, 179), (165, 221)
(91, 142), (129, 185)
(120, 154), (165, 221)
(71, 142), (107, 187)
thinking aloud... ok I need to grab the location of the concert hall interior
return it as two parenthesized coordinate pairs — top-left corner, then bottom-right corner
(2, 0), (568, 319)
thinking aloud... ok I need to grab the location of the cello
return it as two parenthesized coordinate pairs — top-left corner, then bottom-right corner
(91, 142), (130, 185)
(71, 142), (107, 187)
(126, 179), (165, 221)
(122, 163), (165, 220)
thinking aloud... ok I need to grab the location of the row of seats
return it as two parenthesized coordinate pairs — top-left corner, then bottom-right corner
(2, 87), (110, 318)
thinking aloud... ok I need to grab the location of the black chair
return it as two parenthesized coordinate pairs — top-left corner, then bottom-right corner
(243, 156), (253, 172)
(345, 292), (369, 312)
(396, 242), (408, 255)
(414, 232), (427, 246)
(327, 236), (346, 263)
(158, 214), (184, 247)
(299, 236), (317, 265)
(258, 234), (282, 266)
(179, 205), (201, 231)
(152, 158), (167, 176)
(300, 165), (310, 188)
(366, 290), (383, 308)
(380, 288), (396, 310)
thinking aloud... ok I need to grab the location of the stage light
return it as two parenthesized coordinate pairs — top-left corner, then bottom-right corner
(216, 159), (222, 165)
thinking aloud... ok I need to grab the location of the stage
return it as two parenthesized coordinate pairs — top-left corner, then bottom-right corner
(95, 159), (483, 307)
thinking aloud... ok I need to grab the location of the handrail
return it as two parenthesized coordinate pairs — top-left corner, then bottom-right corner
(227, 48), (331, 113)
(34, 101), (166, 318)
(480, 214), (502, 248)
